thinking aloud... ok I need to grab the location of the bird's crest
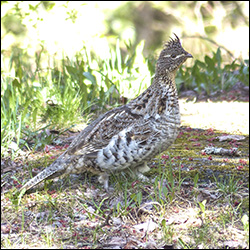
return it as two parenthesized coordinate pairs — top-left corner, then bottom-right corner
(164, 33), (181, 50)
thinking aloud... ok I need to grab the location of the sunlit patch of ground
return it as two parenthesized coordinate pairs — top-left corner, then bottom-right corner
(180, 100), (249, 135)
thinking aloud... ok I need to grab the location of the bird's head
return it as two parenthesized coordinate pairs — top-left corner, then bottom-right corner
(156, 34), (193, 75)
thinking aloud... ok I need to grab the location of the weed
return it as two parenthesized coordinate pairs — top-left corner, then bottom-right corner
(193, 173), (199, 188)
(130, 191), (143, 207)
(177, 237), (191, 249)
(213, 174), (242, 195)
(41, 229), (54, 247)
(176, 48), (249, 95)
(198, 199), (207, 214)
(161, 218), (175, 243)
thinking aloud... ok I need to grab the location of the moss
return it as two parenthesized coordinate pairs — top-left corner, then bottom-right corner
(17, 126), (249, 188)
(152, 126), (249, 184)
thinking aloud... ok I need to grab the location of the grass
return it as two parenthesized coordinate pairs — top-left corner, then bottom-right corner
(1, 40), (249, 159)
(2, 125), (248, 248)
(1, 40), (153, 159)
(213, 174), (243, 196)
(1, 39), (249, 248)
(2, 145), (248, 248)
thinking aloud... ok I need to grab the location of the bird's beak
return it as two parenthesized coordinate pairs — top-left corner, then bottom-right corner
(186, 53), (193, 58)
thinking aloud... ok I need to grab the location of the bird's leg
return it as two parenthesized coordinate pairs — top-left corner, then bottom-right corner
(137, 162), (150, 173)
(133, 162), (150, 182)
(98, 173), (110, 191)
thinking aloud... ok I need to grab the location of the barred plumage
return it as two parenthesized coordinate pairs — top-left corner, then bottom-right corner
(20, 34), (192, 192)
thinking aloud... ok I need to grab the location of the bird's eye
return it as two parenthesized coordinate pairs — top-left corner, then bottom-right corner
(171, 54), (177, 58)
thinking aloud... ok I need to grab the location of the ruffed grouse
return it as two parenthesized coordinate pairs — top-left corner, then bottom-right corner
(20, 34), (192, 192)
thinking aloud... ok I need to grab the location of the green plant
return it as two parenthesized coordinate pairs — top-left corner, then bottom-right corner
(193, 173), (199, 188)
(152, 160), (188, 204)
(177, 237), (191, 249)
(213, 174), (242, 195)
(176, 48), (249, 95)
(1, 40), (152, 158)
(41, 229), (54, 247)
(198, 199), (207, 214)
(161, 218), (175, 243)
(130, 191), (142, 207)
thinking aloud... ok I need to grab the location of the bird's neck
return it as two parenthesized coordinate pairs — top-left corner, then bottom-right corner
(154, 70), (177, 91)
(127, 71), (179, 117)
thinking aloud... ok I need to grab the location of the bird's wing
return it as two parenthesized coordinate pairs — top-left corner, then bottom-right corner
(66, 105), (144, 156)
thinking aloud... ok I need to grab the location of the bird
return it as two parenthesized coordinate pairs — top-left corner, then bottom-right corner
(20, 34), (192, 192)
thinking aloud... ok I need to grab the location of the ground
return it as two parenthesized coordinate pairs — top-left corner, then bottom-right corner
(1, 98), (249, 249)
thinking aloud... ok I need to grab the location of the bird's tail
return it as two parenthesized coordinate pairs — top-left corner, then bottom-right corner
(20, 158), (67, 192)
